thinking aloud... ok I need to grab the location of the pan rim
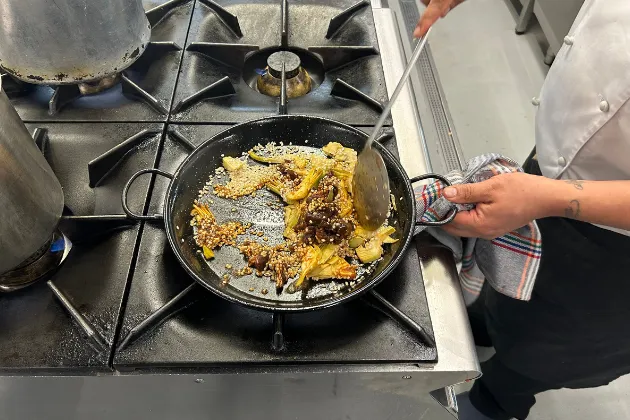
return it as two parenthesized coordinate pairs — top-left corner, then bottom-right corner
(163, 115), (417, 313)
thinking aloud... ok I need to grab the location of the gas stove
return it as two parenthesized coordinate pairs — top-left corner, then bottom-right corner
(0, 0), (437, 373)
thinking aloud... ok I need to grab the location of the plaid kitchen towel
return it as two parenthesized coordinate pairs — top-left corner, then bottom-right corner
(413, 154), (542, 305)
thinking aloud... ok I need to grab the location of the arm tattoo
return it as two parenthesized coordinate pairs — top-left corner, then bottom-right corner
(564, 180), (584, 190)
(564, 199), (581, 219)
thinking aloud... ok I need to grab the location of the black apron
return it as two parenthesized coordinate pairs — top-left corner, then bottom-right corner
(469, 151), (630, 419)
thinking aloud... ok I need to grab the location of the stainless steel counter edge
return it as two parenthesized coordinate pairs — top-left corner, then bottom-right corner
(372, 1), (481, 386)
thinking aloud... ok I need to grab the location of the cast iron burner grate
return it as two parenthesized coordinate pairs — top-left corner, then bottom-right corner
(0, 0), (190, 116)
(170, 0), (386, 120)
(22, 127), (146, 356)
(0, 41), (181, 116)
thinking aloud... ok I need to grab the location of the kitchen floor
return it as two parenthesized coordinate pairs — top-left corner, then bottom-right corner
(429, 0), (546, 164)
(427, 0), (630, 418)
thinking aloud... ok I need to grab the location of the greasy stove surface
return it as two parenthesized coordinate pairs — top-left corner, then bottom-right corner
(0, 0), (435, 373)
(0, 123), (162, 371)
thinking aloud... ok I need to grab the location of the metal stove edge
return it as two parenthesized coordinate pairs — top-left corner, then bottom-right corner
(370, 0), (480, 382)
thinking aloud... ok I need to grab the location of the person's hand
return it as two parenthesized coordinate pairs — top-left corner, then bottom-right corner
(440, 172), (553, 239)
(414, 0), (467, 38)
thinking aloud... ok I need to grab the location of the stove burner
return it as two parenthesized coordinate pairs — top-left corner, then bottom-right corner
(0, 230), (71, 292)
(3, 40), (182, 116)
(257, 51), (312, 98)
(78, 73), (122, 95)
(243, 47), (323, 99)
(267, 51), (300, 78)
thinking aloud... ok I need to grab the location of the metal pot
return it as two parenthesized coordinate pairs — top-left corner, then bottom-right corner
(0, 0), (151, 85)
(0, 78), (64, 274)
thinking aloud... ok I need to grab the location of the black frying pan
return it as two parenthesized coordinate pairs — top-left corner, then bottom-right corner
(122, 116), (454, 313)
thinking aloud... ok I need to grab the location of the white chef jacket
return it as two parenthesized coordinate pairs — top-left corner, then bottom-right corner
(535, 0), (630, 236)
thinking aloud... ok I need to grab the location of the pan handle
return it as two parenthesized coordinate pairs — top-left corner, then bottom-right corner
(122, 168), (173, 221)
(409, 173), (457, 227)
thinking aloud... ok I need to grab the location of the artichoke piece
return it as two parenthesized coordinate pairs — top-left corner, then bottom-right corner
(309, 256), (357, 281)
(348, 237), (365, 249)
(355, 240), (383, 263)
(337, 184), (354, 217)
(376, 225), (397, 242)
(348, 225), (375, 248)
(286, 167), (325, 201)
(355, 226), (398, 263)
(222, 156), (245, 172)
(332, 166), (354, 195)
(383, 236), (398, 244)
(265, 178), (286, 199)
(287, 246), (321, 293)
(283, 204), (301, 239)
(248, 150), (286, 164)
(332, 167), (352, 180)
(318, 244), (339, 264)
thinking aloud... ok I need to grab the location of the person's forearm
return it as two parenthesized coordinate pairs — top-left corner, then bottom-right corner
(540, 179), (630, 230)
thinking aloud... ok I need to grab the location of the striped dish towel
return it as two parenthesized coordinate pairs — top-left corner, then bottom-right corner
(413, 154), (542, 305)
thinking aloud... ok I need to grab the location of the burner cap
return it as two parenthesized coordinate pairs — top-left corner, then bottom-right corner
(267, 51), (301, 79)
(78, 73), (121, 95)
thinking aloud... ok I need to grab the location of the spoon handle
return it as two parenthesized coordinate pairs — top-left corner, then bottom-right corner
(364, 28), (432, 150)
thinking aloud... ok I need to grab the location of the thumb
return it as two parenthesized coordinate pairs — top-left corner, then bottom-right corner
(442, 182), (493, 204)
(413, 0), (448, 38)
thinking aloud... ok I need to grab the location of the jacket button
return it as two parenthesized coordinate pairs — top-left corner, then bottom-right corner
(557, 156), (566, 167)
(563, 36), (575, 46)
(599, 100), (610, 112)
(531, 97), (540, 106)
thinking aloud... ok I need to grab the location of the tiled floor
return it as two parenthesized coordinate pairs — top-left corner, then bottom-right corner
(428, 0), (630, 418)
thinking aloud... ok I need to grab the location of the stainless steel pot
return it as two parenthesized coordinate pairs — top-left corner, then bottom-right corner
(0, 0), (151, 85)
(0, 78), (64, 274)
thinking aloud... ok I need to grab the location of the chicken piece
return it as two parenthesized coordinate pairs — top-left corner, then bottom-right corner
(323, 142), (357, 175)
(323, 142), (357, 163)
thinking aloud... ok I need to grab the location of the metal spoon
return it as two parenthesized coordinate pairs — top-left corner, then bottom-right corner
(353, 29), (432, 230)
